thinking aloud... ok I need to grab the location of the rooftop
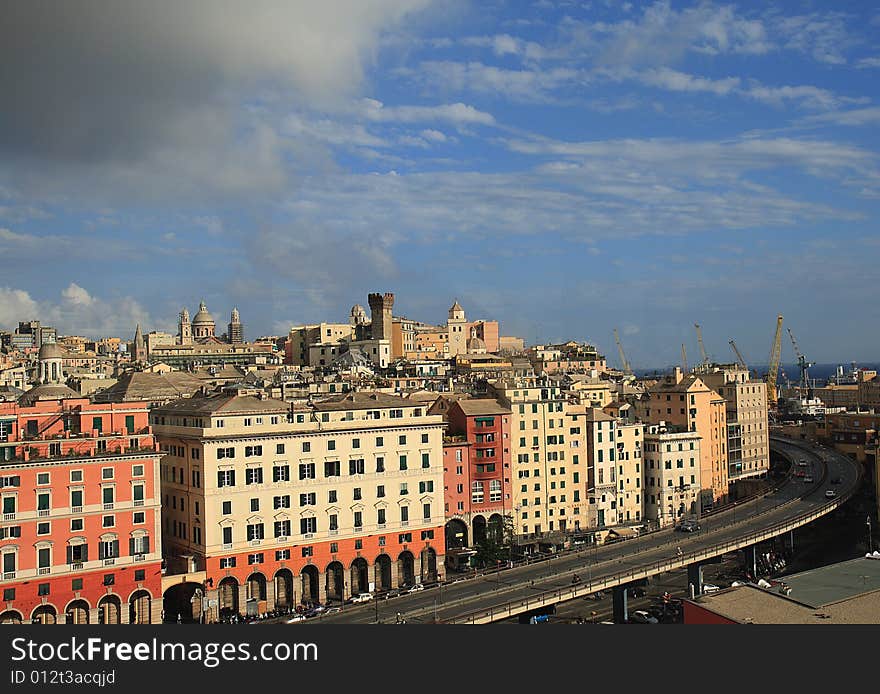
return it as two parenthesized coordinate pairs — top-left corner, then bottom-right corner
(311, 391), (415, 412)
(453, 399), (511, 416)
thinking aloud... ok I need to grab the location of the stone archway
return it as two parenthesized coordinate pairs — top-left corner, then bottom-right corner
(325, 561), (344, 603)
(420, 546), (438, 583)
(445, 518), (469, 550)
(472, 515), (488, 544)
(397, 551), (415, 587)
(373, 554), (393, 592)
(0, 609), (23, 624)
(350, 557), (370, 595)
(218, 577), (239, 619)
(31, 605), (57, 624)
(246, 572), (267, 601)
(163, 582), (203, 623)
(66, 599), (90, 625)
(128, 590), (152, 624)
(488, 513), (505, 543)
(301, 566), (319, 605)
(98, 595), (122, 624)
(274, 569), (294, 610)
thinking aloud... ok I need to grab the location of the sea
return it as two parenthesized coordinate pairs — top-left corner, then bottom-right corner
(635, 362), (880, 385)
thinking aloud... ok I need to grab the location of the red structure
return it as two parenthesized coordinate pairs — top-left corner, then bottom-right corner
(0, 392), (162, 624)
(444, 399), (512, 558)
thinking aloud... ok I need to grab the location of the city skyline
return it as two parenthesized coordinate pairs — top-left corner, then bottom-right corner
(1, 1), (878, 365)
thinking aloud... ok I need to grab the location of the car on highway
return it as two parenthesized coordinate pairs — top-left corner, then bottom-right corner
(350, 592), (374, 603)
(406, 583), (425, 593)
(798, 459), (808, 467)
(701, 583), (721, 593)
(825, 489), (837, 499)
(628, 587), (647, 598)
(676, 520), (700, 532)
(803, 476), (813, 483)
(629, 610), (659, 624)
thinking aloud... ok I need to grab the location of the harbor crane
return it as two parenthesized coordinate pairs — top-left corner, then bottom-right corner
(729, 339), (747, 369)
(681, 343), (688, 374)
(787, 327), (814, 398)
(613, 328), (633, 376)
(766, 314), (784, 407)
(694, 323), (709, 369)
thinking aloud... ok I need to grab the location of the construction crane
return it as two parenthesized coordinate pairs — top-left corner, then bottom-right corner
(729, 339), (747, 369)
(766, 314), (784, 407)
(694, 323), (709, 369)
(681, 343), (688, 374)
(787, 327), (814, 399)
(613, 328), (633, 376)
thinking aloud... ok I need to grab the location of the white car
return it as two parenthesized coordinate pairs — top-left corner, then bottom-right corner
(825, 489), (836, 499)
(702, 583), (721, 593)
(351, 592), (374, 603)
(407, 583), (425, 593)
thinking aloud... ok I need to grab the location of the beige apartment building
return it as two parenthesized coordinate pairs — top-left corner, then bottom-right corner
(700, 366), (769, 482)
(152, 389), (446, 617)
(642, 368), (728, 509)
(286, 323), (354, 366)
(581, 409), (617, 529)
(614, 422), (646, 525)
(491, 379), (582, 545)
(643, 423), (702, 528)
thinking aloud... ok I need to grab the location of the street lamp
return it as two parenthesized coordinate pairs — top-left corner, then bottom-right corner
(867, 516), (873, 553)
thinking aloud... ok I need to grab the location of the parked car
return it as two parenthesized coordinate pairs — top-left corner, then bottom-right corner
(803, 476), (814, 483)
(676, 520), (700, 532)
(351, 592), (374, 603)
(407, 583), (425, 593)
(629, 610), (658, 624)
(324, 607), (341, 615)
(825, 489), (837, 499)
(701, 583), (721, 593)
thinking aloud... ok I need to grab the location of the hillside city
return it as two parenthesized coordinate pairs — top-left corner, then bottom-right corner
(0, 294), (877, 625)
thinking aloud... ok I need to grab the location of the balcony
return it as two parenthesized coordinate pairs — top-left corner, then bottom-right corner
(70, 563), (83, 571)
(222, 543), (233, 550)
(38, 509), (50, 517)
(103, 503), (114, 511)
(328, 529), (338, 536)
(134, 554), (146, 562)
(3, 512), (15, 521)
(133, 500), (144, 507)
(71, 506), (82, 514)
(38, 567), (50, 575)
(103, 558), (115, 566)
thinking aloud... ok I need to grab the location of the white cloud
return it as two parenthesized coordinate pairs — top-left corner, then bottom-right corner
(0, 285), (163, 337)
(359, 98), (496, 125)
(856, 56), (880, 69)
(420, 129), (448, 142)
(800, 107), (880, 127)
(638, 67), (740, 96)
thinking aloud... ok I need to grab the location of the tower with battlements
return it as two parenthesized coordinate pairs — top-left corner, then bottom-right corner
(368, 292), (394, 341)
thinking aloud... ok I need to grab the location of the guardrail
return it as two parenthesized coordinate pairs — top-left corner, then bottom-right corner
(435, 438), (860, 624)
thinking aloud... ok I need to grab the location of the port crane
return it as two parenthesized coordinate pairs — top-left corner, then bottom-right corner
(681, 343), (688, 374)
(765, 314), (784, 408)
(787, 327), (814, 399)
(728, 339), (747, 369)
(613, 328), (633, 376)
(694, 323), (709, 369)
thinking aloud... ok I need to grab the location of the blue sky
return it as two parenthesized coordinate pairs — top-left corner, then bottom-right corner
(0, 1), (877, 367)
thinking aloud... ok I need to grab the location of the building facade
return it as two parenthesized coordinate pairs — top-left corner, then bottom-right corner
(643, 424), (702, 528)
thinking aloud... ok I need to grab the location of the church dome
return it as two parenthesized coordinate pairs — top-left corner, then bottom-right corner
(192, 301), (215, 325)
(38, 342), (63, 360)
(19, 383), (79, 407)
(467, 335), (487, 352)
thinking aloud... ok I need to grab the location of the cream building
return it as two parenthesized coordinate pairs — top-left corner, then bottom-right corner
(643, 423), (702, 528)
(152, 389), (446, 612)
(491, 379), (581, 544)
(582, 409), (617, 529)
(614, 422), (646, 525)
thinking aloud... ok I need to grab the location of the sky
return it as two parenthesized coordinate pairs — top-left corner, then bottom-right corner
(0, 1), (878, 368)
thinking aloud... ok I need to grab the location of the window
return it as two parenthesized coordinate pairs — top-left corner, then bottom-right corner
(418, 481), (434, 493)
(421, 453), (430, 468)
(37, 521), (50, 535)
(245, 467), (263, 485)
(276, 549), (290, 561)
(220, 557), (236, 569)
(133, 512), (145, 524)
(300, 517), (317, 534)
(38, 582), (50, 596)
(222, 527), (233, 545)
(400, 506), (409, 522)
(246, 523), (264, 541)
(421, 530), (434, 540)
(352, 438), (360, 449)
(349, 459), (365, 475)
(324, 460), (341, 477)
(376, 457), (385, 473)
(329, 514), (338, 531)
(489, 479), (502, 501)
(377, 508), (386, 525)
(273, 495), (290, 509)
(354, 511), (363, 528)
(217, 470), (235, 487)
(376, 436), (384, 447)
(37, 472), (50, 485)
(398, 435), (407, 445)
(273, 464), (290, 482)
(471, 482), (484, 504)
(244, 445), (263, 457)
(302, 442), (311, 453)
(217, 447), (235, 459)
(353, 487), (362, 501)
(250, 498), (260, 512)
(247, 553), (264, 565)
(328, 490), (337, 503)
(102, 515), (115, 528)
(423, 503), (431, 519)
(274, 520), (291, 538)
(299, 463), (315, 479)
(399, 455), (407, 471)
(300, 493), (316, 506)
(398, 533), (412, 543)
(400, 483), (408, 496)
(327, 440), (336, 451)
(71, 518), (83, 532)
(70, 470), (83, 483)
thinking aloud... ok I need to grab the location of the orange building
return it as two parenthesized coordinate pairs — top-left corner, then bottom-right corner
(0, 389), (161, 624)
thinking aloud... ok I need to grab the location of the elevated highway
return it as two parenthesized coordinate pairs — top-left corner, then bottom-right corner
(311, 436), (860, 624)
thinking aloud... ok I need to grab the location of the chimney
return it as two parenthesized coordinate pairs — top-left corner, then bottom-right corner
(673, 367), (683, 384)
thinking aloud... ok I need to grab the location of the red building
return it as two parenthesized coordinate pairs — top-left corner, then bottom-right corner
(443, 399), (512, 564)
(0, 385), (162, 624)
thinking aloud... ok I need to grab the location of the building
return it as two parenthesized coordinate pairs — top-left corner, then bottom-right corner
(641, 368), (728, 509)
(614, 422), (646, 526)
(285, 323), (354, 367)
(642, 423), (702, 528)
(446, 301), (468, 357)
(178, 308), (193, 345)
(227, 308), (244, 344)
(151, 390), (445, 620)
(822, 410), (879, 464)
(132, 324), (146, 364)
(468, 320), (499, 354)
(684, 556), (880, 624)
(498, 336), (525, 355)
(147, 341), (274, 368)
(443, 399), (513, 553)
(700, 365), (769, 483)
(0, 364), (162, 624)
(145, 331), (175, 358)
(528, 342), (607, 375)
(492, 379), (581, 548)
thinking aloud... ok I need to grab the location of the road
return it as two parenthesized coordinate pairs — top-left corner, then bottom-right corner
(299, 436), (859, 624)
